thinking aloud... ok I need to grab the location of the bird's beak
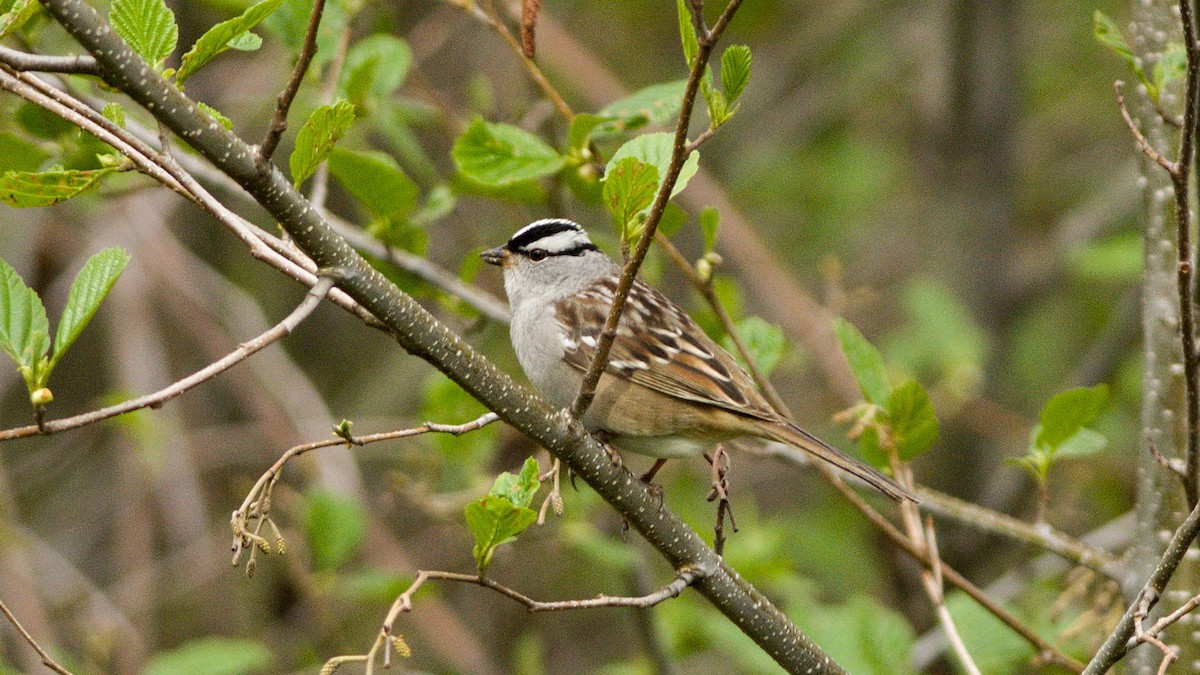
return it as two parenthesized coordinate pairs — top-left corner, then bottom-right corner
(480, 246), (510, 266)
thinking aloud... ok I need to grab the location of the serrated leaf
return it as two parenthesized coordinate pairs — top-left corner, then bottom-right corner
(568, 113), (615, 151)
(488, 457), (541, 508)
(110, 0), (178, 69)
(197, 101), (233, 129)
(597, 80), (688, 136)
(603, 156), (659, 241)
(0, 0), (40, 40)
(452, 117), (565, 186)
(700, 206), (720, 252)
(723, 316), (786, 377)
(101, 103), (127, 129)
(328, 147), (418, 219)
(0, 258), (49, 371)
(143, 637), (272, 675)
(51, 248), (129, 370)
(703, 81), (729, 126)
(885, 379), (938, 460)
(1034, 384), (1109, 451)
(675, 0), (699, 66)
(465, 495), (537, 575)
(304, 489), (367, 571)
(339, 35), (412, 112)
(721, 45), (752, 105)
(605, 132), (699, 200)
(289, 99), (356, 187)
(834, 318), (891, 404)
(176, 0), (284, 84)
(0, 168), (114, 208)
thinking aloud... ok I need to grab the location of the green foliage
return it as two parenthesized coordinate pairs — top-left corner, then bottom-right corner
(675, 0), (699, 66)
(0, 258), (49, 377)
(883, 379), (939, 461)
(596, 80), (688, 137)
(1069, 233), (1142, 284)
(420, 375), (499, 487)
(197, 102), (233, 129)
(339, 35), (412, 114)
(328, 147), (418, 219)
(262, 0), (347, 60)
(101, 103), (127, 129)
(605, 132), (699, 200)
(834, 318), (891, 404)
(602, 157), (659, 244)
(944, 591), (1034, 673)
(51, 248), (130, 370)
(0, 0), (39, 39)
(175, 0), (284, 84)
(720, 45), (753, 105)
(1092, 9), (1179, 103)
(700, 206), (720, 252)
(289, 99), (356, 187)
(0, 134), (50, 172)
(143, 637), (273, 675)
(567, 113), (614, 151)
(722, 316), (787, 376)
(303, 489), (367, 571)
(110, 0), (178, 69)
(452, 117), (565, 186)
(0, 168), (118, 208)
(793, 593), (917, 675)
(465, 457), (540, 574)
(884, 279), (986, 402)
(1011, 385), (1110, 483)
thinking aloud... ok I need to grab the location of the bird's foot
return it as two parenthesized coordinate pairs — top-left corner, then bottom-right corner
(591, 430), (623, 469)
(639, 458), (669, 510)
(705, 445), (738, 555)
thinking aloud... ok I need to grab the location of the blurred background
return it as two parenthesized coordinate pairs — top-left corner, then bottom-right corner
(0, 0), (1143, 672)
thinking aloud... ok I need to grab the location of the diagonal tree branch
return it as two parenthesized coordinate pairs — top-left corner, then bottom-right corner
(33, 0), (841, 670)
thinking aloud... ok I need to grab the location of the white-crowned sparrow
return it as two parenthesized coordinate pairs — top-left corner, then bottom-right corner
(481, 218), (912, 502)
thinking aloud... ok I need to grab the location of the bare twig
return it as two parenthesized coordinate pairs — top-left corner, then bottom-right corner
(230, 412), (500, 569)
(0, 45), (98, 75)
(329, 566), (705, 674)
(1174, 0), (1200, 507)
(571, 0), (744, 419)
(1114, 81), (1176, 173)
(0, 276), (336, 441)
(258, 0), (326, 162)
(0, 596), (72, 675)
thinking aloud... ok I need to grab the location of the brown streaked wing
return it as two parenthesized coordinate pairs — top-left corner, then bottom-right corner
(555, 278), (776, 420)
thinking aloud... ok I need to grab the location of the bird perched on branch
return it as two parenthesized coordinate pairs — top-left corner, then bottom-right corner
(482, 218), (913, 502)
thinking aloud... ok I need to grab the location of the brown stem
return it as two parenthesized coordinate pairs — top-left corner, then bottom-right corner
(257, 0), (326, 163)
(0, 597), (71, 675)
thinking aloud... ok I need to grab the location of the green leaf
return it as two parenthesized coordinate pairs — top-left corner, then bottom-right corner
(834, 318), (891, 404)
(0, 168), (115, 208)
(289, 99), (356, 187)
(465, 495), (537, 575)
(1155, 42), (1188, 94)
(796, 594), (917, 675)
(225, 31), (262, 51)
(602, 156), (659, 241)
(0, 133), (50, 172)
(488, 457), (541, 509)
(452, 117), (565, 186)
(597, 80), (688, 136)
(945, 591), (1034, 673)
(1093, 10), (1153, 98)
(703, 81), (729, 126)
(101, 103), (127, 129)
(110, 0), (178, 69)
(0, 258), (50, 370)
(328, 147), (418, 219)
(263, 0), (347, 57)
(1033, 384), (1109, 451)
(605, 132), (699, 199)
(50, 248), (129, 370)
(700, 206), (720, 252)
(339, 35), (412, 112)
(16, 103), (75, 140)
(720, 45), (752, 104)
(411, 183), (457, 227)
(143, 637), (272, 675)
(196, 102), (233, 129)
(568, 113), (615, 151)
(175, 0), (284, 84)
(675, 0), (699, 66)
(885, 379), (938, 460)
(1054, 428), (1108, 458)
(303, 489), (367, 571)
(0, 0), (40, 39)
(723, 316), (787, 377)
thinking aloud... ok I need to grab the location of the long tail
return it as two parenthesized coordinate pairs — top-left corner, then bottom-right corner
(764, 421), (916, 503)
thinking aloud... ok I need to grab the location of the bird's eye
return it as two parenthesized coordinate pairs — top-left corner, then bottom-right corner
(528, 248), (549, 262)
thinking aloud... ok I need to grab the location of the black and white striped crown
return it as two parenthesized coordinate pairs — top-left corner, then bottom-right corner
(505, 219), (597, 257)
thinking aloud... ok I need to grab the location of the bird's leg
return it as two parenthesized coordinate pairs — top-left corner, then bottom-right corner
(640, 458), (669, 509)
(591, 429), (623, 468)
(705, 445), (738, 555)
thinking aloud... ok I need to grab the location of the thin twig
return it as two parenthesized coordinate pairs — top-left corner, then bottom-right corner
(0, 45), (98, 75)
(1174, 0), (1200, 506)
(258, 0), (326, 162)
(0, 596), (72, 675)
(1114, 82), (1177, 173)
(571, 0), (744, 419)
(329, 566), (704, 674)
(0, 277), (336, 441)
